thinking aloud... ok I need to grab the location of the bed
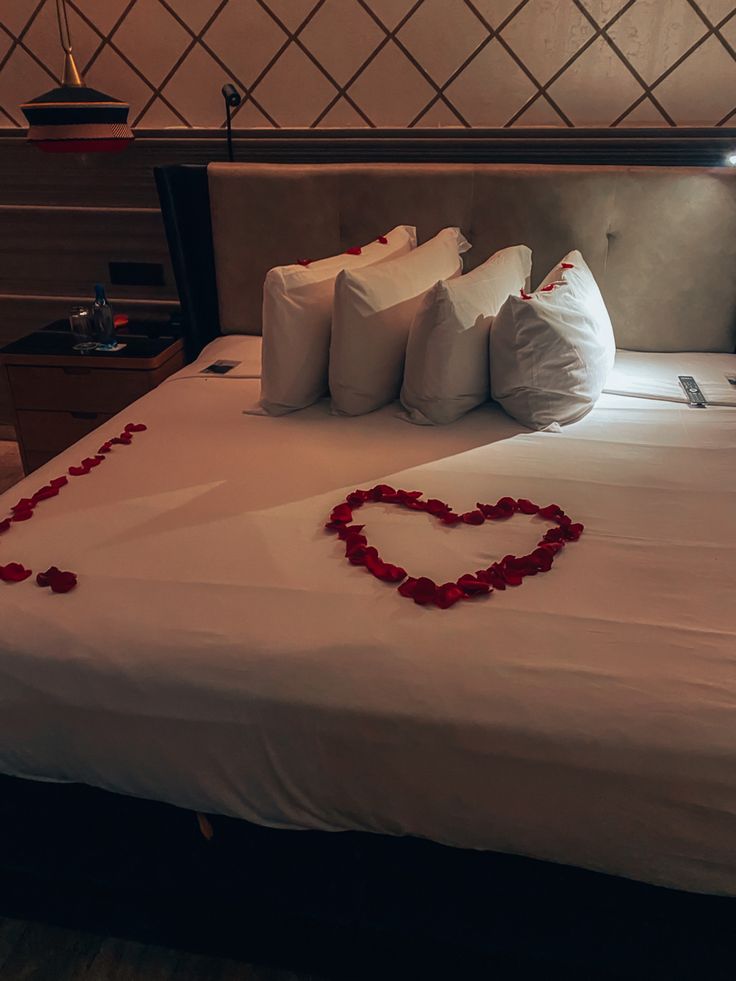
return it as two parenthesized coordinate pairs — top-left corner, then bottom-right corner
(1, 162), (736, 967)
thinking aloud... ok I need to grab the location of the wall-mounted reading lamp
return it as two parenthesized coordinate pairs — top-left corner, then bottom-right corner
(726, 151), (736, 167)
(222, 83), (241, 163)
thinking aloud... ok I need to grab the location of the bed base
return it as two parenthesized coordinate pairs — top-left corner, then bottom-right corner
(1, 774), (732, 980)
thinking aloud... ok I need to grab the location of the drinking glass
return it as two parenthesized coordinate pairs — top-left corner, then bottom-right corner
(69, 305), (96, 352)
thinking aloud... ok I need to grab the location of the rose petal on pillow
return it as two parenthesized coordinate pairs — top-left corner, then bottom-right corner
(297, 259), (312, 267)
(0, 562), (32, 583)
(520, 288), (533, 300)
(561, 262), (575, 269)
(36, 566), (60, 587)
(345, 247), (362, 256)
(377, 236), (388, 245)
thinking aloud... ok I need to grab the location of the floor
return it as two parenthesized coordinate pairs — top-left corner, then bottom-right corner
(0, 440), (22, 495)
(0, 918), (321, 981)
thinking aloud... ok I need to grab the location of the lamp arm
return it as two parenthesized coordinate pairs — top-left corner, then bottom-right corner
(56, 0), (72, 54)
(55, 0), (84, 87)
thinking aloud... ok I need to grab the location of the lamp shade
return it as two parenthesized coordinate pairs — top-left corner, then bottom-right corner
(20, 83), (133, 154)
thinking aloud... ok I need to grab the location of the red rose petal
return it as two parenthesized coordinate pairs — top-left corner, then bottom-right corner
(0, 562), (32, 583)
(297, 259), (312, 267)
(11, 498), (34, 511)
(48, 569), (78, 594)
(50, 477), (68, 488)
(412, 577), (438, 606)
(457, 574), (491, 596)
(345, 247), (362, 256)
(538, 503), (564, 520)
(377, 236), (388, 244)
(11, 509), (34, 522)
(68, 465), (91, 476)
(561, 262), (575, 269)
(327, 486), (581, 609)
(520, 288), (533, 300)
(436, 583), (465, 609)
(124, 423), (147, 433)
(36, 566), (60, 587)
(32, 485), (59, 503)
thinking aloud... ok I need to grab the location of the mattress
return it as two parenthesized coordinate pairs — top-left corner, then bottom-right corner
(1, 340), (735, 897)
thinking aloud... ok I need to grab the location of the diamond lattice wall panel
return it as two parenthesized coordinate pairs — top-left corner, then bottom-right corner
(1, 0), (734, 129)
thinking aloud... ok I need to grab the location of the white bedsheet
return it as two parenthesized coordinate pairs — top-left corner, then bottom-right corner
(1, 351), (735, 896)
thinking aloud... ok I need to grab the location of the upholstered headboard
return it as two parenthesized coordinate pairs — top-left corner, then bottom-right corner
(156, 162), (736, 357)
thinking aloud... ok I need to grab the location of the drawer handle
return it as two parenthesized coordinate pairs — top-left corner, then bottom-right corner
(63, 366), (92, 375)
(70, 411), (99, 420)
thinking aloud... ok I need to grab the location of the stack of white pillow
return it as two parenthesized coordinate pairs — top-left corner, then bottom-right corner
(254, 227), (615, 431)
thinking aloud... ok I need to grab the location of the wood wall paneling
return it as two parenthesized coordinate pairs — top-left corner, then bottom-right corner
(1, 128), (735, 430)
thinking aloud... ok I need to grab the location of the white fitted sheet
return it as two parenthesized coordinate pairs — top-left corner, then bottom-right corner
(1, 350), (735, 897)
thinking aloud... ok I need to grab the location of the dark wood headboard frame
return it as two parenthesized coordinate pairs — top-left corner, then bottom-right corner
(154, 127), (736, 361)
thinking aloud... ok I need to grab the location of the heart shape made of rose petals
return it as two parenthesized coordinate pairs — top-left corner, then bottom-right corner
(325, 485), (583, 609)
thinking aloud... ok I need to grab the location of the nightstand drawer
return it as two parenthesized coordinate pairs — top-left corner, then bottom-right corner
(15, 409), (114, 453)
(7, 365), (154, 413)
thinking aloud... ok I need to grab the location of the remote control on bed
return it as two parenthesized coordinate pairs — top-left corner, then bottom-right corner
(678, 375), (707, 407)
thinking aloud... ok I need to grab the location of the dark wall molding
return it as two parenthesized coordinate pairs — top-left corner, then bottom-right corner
(2, 127), (736, 167)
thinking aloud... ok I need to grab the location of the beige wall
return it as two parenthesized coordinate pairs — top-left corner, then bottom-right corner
(1, 0), (735, 130)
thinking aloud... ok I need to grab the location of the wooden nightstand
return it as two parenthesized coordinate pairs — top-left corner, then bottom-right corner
(0, 321), (184, 474)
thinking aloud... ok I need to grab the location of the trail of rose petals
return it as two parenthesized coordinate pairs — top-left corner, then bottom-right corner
(0, 421), (147, 591)
(325, 485), (583, 610)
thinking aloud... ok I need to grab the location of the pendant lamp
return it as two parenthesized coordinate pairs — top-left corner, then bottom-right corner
(20, 0), (133, 153)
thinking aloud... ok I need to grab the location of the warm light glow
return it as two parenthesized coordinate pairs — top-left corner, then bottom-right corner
(726, 151), (736, 167)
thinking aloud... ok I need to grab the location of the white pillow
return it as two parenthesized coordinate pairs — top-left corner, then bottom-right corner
(258, 225), (417, 415)
(490, 250), (615, 430)
(329, 227), (471, 416)
(400, 244), (532, 425)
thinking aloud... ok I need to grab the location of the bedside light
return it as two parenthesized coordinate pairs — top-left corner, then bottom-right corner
(19, 0), (133, 153)
(726, 151), (736, 167)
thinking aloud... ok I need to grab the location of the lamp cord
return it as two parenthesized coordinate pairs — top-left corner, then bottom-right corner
(56, 0), (72, 54)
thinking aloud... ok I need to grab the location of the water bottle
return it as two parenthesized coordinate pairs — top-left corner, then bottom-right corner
(93, 283), (116, 348)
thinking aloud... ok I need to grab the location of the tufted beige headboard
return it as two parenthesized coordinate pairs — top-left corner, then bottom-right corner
(207, 162), (736, 353)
